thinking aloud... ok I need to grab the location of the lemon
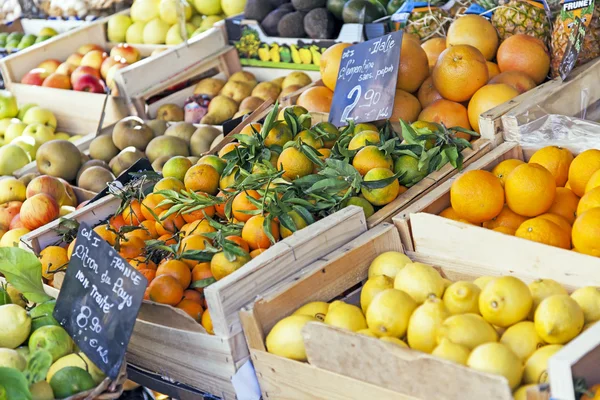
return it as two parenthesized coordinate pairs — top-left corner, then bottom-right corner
(432, 338), (471, 365)
(437, 313), (498, 350)
(329, 300), (344, 310)
(367, 252), (412, 279)
(360, 276), (393, 313)
(293, 301), (330, 321)
(523, 345), (563, 384)
(473, 276), (496, 290)
(528, 279), (568, 319)
(513, 384), (539, 400)
(366, 289), (417, 338)
(407, 297), (450, 353)
(6, 285), (26, 308)
(0, 304), (31, 349)
(443, 281), (481, 315)
(265, 315), (316, 361)
(380, 337), (408, 347)
(0, 348), (26, 371)
(534, 294), (584, 344)
(500, 321), (545, 361)
(29, 380), (54, 400)
(467, 343), (523, 390)
(479, 276), (532, 327)
(47, 352), (105, 384)
(323, 302), (367, 332)
(571, 286), (600, 324)
(394, 262), (445, 304)
(357, 329), (377, 337)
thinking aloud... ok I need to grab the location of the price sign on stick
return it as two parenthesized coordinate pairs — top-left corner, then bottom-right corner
(329, 30), (403, 127)
(54, 222), (147, 379)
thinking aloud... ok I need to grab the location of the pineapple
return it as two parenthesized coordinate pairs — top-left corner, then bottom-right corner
(491, 0), (551, 42)
(478, 0), (498, 10)
(550, 3), (600, 77)
(405, 8), (452, 39)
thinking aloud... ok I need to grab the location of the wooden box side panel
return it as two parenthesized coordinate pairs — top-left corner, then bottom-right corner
(206, 206), (368, 337)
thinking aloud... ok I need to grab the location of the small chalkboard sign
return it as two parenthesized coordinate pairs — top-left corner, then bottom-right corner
(53, 222), (147, 379)
(329, 30), (403, 127)
(88, 158), (154, 204)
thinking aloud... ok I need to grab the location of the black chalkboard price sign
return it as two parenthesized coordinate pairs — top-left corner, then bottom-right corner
(53, 222), (147, 379)
(329, 30), (403, 127)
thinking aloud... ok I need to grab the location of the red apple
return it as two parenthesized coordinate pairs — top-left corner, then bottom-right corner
(0, 201), (22, 228)
(55, 62), (76, 76)
(100, 56), (127, 80)
(9, 214), (24, 230)
(21, 68), (50, 86)
(71, 66), (101, 86)
(42, 73), (72, 90)
(77, 44), (104, 55)
(26, 175), (66, 205)
(106, 63), (128, 88)
(20, 193), (59, 230)
(110, 43), (140, 65)
(66, 53), (83, 67)
(73, 74), (106, 93)
(80, 50), (107, 71)
(37, 59), (62, 74)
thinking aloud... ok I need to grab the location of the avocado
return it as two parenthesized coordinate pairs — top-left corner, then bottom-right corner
(292, 0), (326, 11)
(327, 0), (350, 19)
(342, 0), (387, 23)
(278, 11), (307, 37)
(261, 7), (293, 36)
(245, 0), (275, 21)
(304, 8), (336, 39)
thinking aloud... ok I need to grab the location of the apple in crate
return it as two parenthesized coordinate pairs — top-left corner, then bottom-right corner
(4, 121), (27, 142)
(21, 68), (50, 86)
(37, 59), (61, 74)
(107, 14), (133, 43)
(73, 74), (106, 93)
(9, 214), (23, 230)
(20, 193), (60, 230)
(42, 73), (72, 90)
(0, 91), (18, 120)
(80, 50), (107, 71)
(0, 201), (22, 228)
(56, 62), (76, 76)
(106, 63), (128, 88)
(22, 107), (57, 129)
(0, 144), (31, 175)
(110, 43), (140, 64)
(100, 56), (127, 79)
(23, 123), (55, 146)
(66, 53), (83, 67)
(77, 44), (104, 55)
(71, 66), (101, 86)
(26, 175), (67, 205)
(12, 136), (38, 160)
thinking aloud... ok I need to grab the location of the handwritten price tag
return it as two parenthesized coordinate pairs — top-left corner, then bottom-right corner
(54, 222), (147, 379)
(329, 30), (403, 127)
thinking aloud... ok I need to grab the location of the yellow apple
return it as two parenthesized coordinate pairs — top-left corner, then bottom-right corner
(126, 21), (146, 44)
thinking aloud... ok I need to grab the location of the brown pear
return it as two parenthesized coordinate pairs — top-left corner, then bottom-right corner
(89, 134), (119, 163)
(112, 116), (154, 151)
(252, 82), (281, 101)
(165, 122), (196, 144)
(109, 147), (145, 177)
(194, 78), (226, 97)
(36, 140), (82, 182)
(239, 96), (264, 112)
(146, 119), (168, 137)
(145, 136), (189, 163)
(151, 155), (170, 173)
(220, 80), (252, 103)
(77, 166), (116, 193)
(77, 159), (110, 182)
(229, 71), (257, 88)
(156, 104), (184, 121)
(190, 126), (222, 156)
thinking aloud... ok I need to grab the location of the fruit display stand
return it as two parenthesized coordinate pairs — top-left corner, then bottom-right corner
(240, 222), (589, 400)
(392, 142), (600, 274)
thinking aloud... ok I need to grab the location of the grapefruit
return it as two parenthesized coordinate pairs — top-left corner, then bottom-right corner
(496, 34), (550, 84)
(468, 84), (520, 132)
(433, 45), (489, 102)
(446, 15), (499, 60)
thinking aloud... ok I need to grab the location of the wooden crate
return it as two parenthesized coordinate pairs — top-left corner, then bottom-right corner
(392, 142), (600, 278)
(240, 222), (596, 400)
(21, 194), (368, 398)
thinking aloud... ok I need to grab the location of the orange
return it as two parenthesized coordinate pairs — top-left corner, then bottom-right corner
(548, 187), (579, 225)
(176, 299), (204, 322)
(232, 190), (261, 222)
(141, 194), (168, 222)
(184, 164), (220, 195)
(352, 146), (393, 176)
(180, 219), (217, 238)
(296, 86), (334, 113)
(432, 45), (489, 102)
(277, 147), (313, 180)
(573, 208), (600, 256)
(361, 167), (402, 207)
(421, 37), (446, 71)
(496, 34), (550, 84)
(585, 169), (600, 193)
(122, 199), (145, 226)
(183, 289), (203, 303)
(439, 206), (479, 225)
(154, 176), (185, 193)
(119, 236), (146, 259)
(348, 131), (380, 151)
(93, 224), (117, 246)
(581, 384), (600, 400)
(296, 130), (324, 149)
(446, 15), (499, 60)
(505, 163), (556, 217)
(39, 246), (68, 280)
(417, 76), (443, 109)
(418, 99), (472, 133)
(489, 71), (537, 94)
(191, 262), (213, 294)
(124, 223), (154, 241)
(129, 256), (157, 271)
(242, 215), (280, 250)
(482, 205), (528, 231)
(396, 36), (429, 93)
(467, 84), (519, 133)
(67, 240), (76, 259)
(158, 234), (177, 245)
(179, 234), (210, 268)
(569, 149), (600, 197)
(515, 218), (571, 249)
(225, 235), (250, 253)
(138, 269), (156, 283)
(218, 142), (240, 158)
(155, 209), (185, 236)
(280, 210), (309, 239)
(156, 259), (192, 288)
(529, 146), (574, 187)
(201, 309), (214, 334)
(210, 250), (252, 281)
(214, 191), (230, 219)
(264, 121), (293, 148)
(493, 226), (516, 235)
(148, 274), (184, 306)
(390, 89), (422, 124)
(109, 214), (126, 231)
(577, 187), (600, 217)
(450, 170), (504, 223)
(240, 123), (262, 136)
(491, 159), (525, 187)
(486, 62), (501, 80)
(538, 213), (572, 238)
(320, 42), (352, 91)
(250, 248), (266, 258)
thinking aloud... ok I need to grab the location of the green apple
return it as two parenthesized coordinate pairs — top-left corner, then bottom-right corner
(143, 18), (170, 44)
(0, 144), (31, 175)
(200, 15), (224, 30)
(23, 123), (56, 146)
(221, 0), (246, 16)
(4, 121), (27, 143)
(17, 103), (37, 120)
(126, 21), (146, 44)
(190, 15), (203, 27)
(17, 35), (36, 49)
(35, 35), (51, 44)
(22, 107), (57, 130)
(165, 23), (195, 45)
(54, 132), (71, 140)
(193, 0), (222, 15)
(159, 0), (192, 25)
(107, 14), (133, 43)
(130, 0), (161, 22)
(0, 118), (17, 135)
(12, 136), (38, 160)
(0, 90), (19, 120)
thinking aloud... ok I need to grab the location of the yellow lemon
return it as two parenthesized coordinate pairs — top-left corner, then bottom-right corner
(323, 302), (367, 332)
(437, 313), (498, 350)
(571, 286), (600, 324)
(360, 275), (394, 314)
(534, 295), (584, 344)
(443, 281), (481, 315)
(380, 336), (408, 347)
(265, 315), (316, 361)
(432, 338), (471, 365)
(528, 279), (568, 319)
(357, 329), (377, 338)
(479, 276), (532, 327)
(394, 262), (445, 304)
(467, 342), (523, 390)
(473, 276), (496, 290)
(367, 251), (412, 279)
(366, 289), (417, 338)
(407, 297), (450, 353)
(523, 345), (563, 384)
(292, 301), (330, 322)
(500, 321), (545, 361)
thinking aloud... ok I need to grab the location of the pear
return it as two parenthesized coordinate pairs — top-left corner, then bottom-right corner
(77, 166), (115, 193)
(88, 134), (119, 163)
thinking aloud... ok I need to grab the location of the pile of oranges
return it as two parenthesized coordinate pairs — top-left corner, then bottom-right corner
(442, 146), (600, 257)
